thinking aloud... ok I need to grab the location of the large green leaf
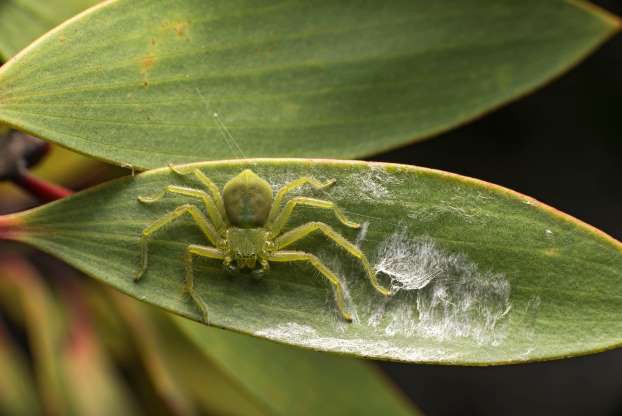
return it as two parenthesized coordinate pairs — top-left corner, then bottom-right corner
(152, 313), (269, 416)
(0, 0), (618, 169)
(1, 159), (621, 364)
(0, 0), (99, 60)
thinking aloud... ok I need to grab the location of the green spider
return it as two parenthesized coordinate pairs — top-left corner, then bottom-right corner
(134, 165), (390, 322)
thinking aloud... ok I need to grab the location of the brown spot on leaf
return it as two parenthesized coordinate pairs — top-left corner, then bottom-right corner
(141, 54), (156, 73)
(139, 54), (156, 87)
(174, 21), (188, 37)
(160, 20), (190, 38)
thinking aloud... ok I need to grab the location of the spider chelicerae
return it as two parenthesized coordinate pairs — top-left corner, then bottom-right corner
(134, 165), (390, 321)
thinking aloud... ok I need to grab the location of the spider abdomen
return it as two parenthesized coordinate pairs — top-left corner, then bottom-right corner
(222, 169), (273, 227)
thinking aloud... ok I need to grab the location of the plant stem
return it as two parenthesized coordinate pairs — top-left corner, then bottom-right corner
(12, 172), (73, 202)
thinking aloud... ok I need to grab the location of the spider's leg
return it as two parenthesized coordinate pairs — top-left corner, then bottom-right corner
(268, 250), (352, 321)
(275, 222), (390, 296)
(184, 244), (224, 322)
(169, 165), (226, 219)
(136, 204), (222, 281)
(268, 176), (336, 222)
(269, 197), (359, 236)
(138, 185), (227, 231)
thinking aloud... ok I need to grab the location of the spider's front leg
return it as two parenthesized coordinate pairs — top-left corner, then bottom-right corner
(168, 164), (227, 219)
(138, 185), (227, 232)
(135, 204), (222, 281)
(268, 250), (352, 321)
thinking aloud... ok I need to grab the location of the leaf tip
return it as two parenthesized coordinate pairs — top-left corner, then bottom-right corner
(569, 0), (622, 33)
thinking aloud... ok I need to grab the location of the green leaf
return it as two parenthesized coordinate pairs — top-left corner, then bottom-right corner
(152, 312), (269, 416)
(2, 159), (622, 364)
(0, 0), (618, 169)
(174, 317), (418, 416)
(0, 0), (98, 59)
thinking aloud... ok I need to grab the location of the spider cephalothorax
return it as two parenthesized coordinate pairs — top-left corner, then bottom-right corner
(134, 166), (389, 321)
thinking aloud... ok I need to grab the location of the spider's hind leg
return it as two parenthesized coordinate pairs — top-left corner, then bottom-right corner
(269, 197), (360, 236)
(274, 221), (390, 297)
(184, 244), (225, 322)
(269, 250), (352, 321)
(268, 176), (337, 222)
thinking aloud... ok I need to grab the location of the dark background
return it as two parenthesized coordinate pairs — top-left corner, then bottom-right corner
(377, 1), (622, 415)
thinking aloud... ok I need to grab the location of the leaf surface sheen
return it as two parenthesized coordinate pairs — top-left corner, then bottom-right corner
(0, 0), (618, 168)
(4, 159), (622, 365)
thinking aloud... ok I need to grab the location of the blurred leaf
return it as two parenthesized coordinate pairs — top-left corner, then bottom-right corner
(112, 292), (199, 416)
(79, 279), (136, 361)
(175, 318), (418, 416)
(60, 281), (140, 416)
(88, 283), (267, 415)
(3, 159), (622, 364)
(0, 0), (99, 59)
(0, 318), (41, 415)
(0, 254), (139, 416)
(0, 254), (72, 414)
(0, 0), (618, 168)
(150, 308), (268, 416)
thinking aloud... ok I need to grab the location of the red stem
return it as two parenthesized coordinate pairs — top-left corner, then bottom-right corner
(12, 172), (73, 202)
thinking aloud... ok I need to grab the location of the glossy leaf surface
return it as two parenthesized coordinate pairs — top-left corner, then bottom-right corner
(2, 159), (621, 364)
(0, 0), (618, 168)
